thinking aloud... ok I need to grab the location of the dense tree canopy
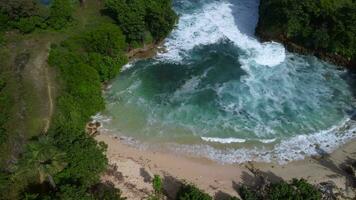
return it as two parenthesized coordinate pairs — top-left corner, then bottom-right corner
(0, 0), (73, 33)
(104, 0), (177, 45)
(258, 0), (356, 66)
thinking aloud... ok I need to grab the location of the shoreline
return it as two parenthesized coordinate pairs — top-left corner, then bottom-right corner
(96, 132), (356, 199)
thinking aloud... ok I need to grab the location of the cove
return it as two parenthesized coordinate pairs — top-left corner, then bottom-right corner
(97, 0), (356, 163)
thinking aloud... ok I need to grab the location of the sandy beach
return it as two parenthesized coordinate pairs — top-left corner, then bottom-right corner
(96, 133), (356, 199)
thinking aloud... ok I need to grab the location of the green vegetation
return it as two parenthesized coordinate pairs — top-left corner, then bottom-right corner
(0, 21), (128, 198)
(148, 175), (163, 200)
(238, 179), (321, 200)
(104, 0), (177, 46)
(0, 76), (10, 147)
(176, 184), (213, 200)
(0, 0), (132, 198)
(257, 0), (356, 66)
(47, 0), (73, 30)
(152, 175), (163, 195)
(174, 179), (321, 200)
(0, 0), (74, 33)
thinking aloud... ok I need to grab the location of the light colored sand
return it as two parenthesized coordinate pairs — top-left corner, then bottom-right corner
(96, 133), (356, 199)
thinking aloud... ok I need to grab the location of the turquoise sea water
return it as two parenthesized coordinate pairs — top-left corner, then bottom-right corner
(97, 0), (356, 163)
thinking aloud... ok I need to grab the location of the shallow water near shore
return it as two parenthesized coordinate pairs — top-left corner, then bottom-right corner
(97, 0), (356, 163)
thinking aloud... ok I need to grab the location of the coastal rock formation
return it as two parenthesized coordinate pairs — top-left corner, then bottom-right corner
(86, 121), (101, 137)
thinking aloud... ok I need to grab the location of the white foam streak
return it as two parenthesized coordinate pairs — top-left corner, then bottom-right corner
(172, 118), (356, 164)
(121, 62), (135, 72)
(202, 137), (246, 143)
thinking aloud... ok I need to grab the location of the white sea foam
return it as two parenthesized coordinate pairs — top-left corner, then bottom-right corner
(259, 138), (277, 144)
(201, 137), (277, 144)
(172, 118), (356, 164)
(201, 137), (246, 143)
(92, 113), (112, 123)
(121, 62), (135, 72)
(158, 1), (285, 67)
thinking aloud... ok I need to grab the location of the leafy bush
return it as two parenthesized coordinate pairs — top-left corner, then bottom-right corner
(176, 184), (212, 200)
(237, 179), (321, 200)
(0, 0), (40, 20)
(0, 12), (9, 31)
(47, 0), (73, 30)
(84, 24), (127, 56)
(145, 0), (177, 40)
(152, 175), (163, 195)
(14, 16), (45, 33)
(55, 185), (95, 200)
(266, 179), (321, 200)
(87, 53), (127, 82)
(238, 186), (259, 200)
(0, 76), (10, 146)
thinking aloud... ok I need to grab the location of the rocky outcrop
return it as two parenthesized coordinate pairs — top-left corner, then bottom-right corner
(86, 121), (101, 137)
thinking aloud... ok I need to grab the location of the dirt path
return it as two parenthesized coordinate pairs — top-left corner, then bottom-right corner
(23, 40), (56, 135)
(42, 43), (54, 133)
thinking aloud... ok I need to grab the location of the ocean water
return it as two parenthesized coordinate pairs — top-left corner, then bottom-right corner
(97, 0), (356, 163)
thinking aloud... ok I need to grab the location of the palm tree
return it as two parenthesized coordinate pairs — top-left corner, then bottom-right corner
(13, 137), (67, 189)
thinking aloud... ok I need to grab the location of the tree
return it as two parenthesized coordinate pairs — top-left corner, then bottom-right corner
(104, 0), (177, 44)
(145, 0), (177, 40)
(47, 0), (73, 30)
(14, 16), (45, 33)
(0, 0), (40, 20)
(84, 24), (127, 56)
(13, 137), (67, 189)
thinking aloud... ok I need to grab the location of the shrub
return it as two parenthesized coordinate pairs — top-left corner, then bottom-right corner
(93, 53), (127, 82)
(145, 0), (177, 40)
(237, 179), (321, 200)
(15, 16), (44, 33)
(0, 12), (9, 31)
(47, 0), (73, 30)
(84, 24), (127, 56)
(266, 179), (321, 200)
(152, 175), (163, 195)
(176, 184), (212, 200)
(238, 186), (259, 200)
(0, 0), (40, 20)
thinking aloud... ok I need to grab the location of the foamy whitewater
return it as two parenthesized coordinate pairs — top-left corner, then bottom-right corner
(97, 0), (356, 163)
